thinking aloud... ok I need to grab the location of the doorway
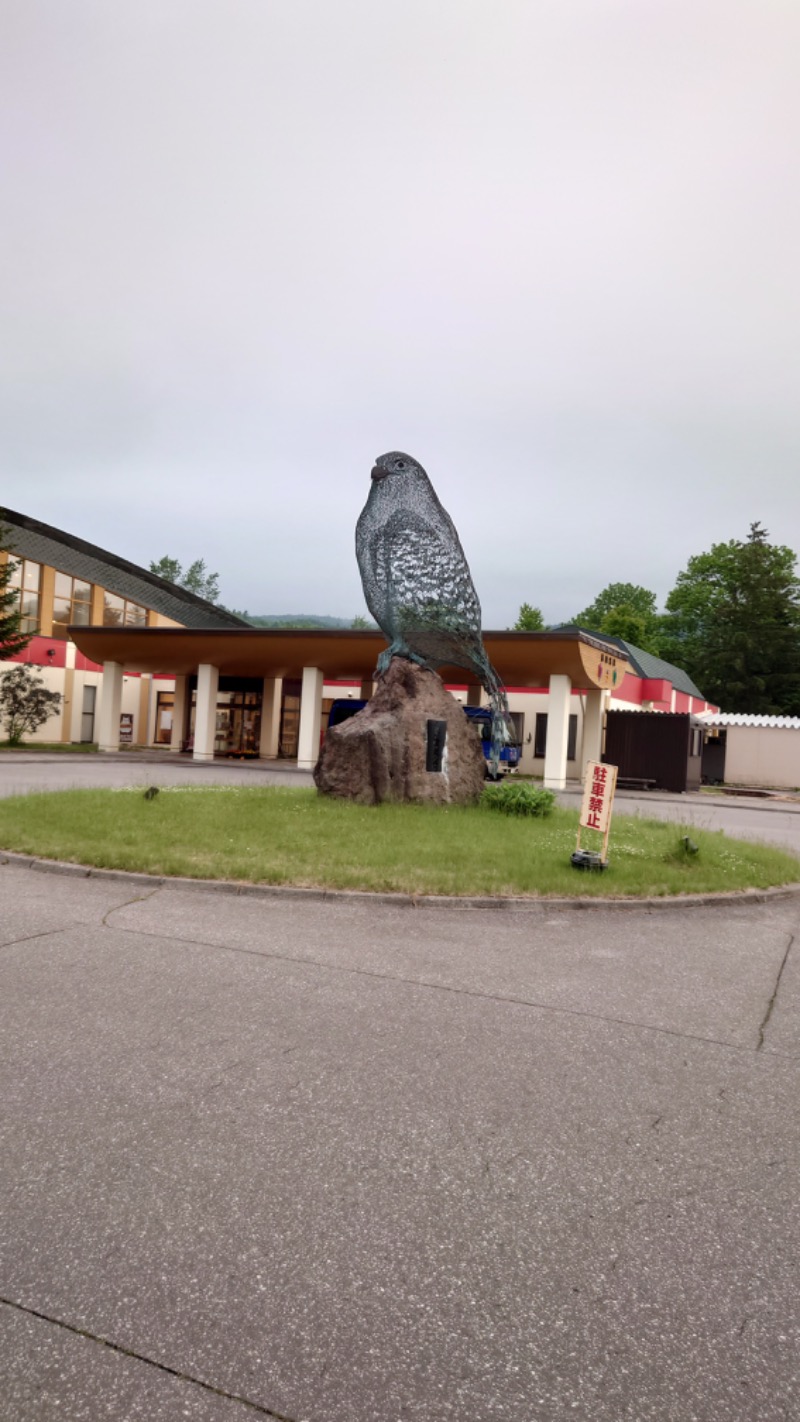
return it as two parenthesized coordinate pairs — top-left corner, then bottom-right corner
(80, 685), (96, 743)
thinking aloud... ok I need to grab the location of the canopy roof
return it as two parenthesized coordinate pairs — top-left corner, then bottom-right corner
(69, 626), (630, 691)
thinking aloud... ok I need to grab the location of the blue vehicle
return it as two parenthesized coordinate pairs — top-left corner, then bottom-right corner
(462, 706), (521, 776)
(326, 700), (521, 775)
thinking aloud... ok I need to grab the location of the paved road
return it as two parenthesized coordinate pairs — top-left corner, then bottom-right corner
(0, 753), (308, 799)
(2, 859), (799, 1420)
(559, 786), (800, 856)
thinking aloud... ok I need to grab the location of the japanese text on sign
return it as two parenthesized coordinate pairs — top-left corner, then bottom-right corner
(579, 761), (618, 834)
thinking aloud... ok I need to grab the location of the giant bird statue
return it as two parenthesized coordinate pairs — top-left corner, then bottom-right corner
(356, 450), (511, 771)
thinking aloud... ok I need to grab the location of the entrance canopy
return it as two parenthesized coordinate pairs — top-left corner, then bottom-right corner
(69, 626), (629, 691)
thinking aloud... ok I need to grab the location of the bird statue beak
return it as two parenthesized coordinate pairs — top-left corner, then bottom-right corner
(371, 466), (388, 482)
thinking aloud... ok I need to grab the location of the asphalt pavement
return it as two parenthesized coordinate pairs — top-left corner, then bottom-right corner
(2, 755), (800, 1419)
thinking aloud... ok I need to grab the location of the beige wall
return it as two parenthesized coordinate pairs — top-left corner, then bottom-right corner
(724, 727), (800, 790)
(20, 668), (149, 745)
(149, 611), (184, 628)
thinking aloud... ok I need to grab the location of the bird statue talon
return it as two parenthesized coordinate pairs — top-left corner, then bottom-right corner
(376, 643), (402, 675)
(376, 639), (432, 676)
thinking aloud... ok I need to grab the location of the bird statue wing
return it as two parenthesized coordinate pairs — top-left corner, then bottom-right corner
(370, 508), (483, 666)
(380, 509), (480, 625)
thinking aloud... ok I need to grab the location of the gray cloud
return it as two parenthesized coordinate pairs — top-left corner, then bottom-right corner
(3, 0), (799, 626)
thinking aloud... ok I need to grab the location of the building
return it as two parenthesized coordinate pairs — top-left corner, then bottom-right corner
(697, 712), (800, 790)
(1, 508), (247, 748)
(2, 509), (716, 788)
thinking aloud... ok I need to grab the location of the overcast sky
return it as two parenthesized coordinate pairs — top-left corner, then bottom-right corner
(2, 1), (798, 626)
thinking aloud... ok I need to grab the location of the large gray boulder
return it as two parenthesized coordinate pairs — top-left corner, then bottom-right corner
(314, 658), (485, 806)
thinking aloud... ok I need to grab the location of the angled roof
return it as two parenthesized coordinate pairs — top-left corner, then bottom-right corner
(557, 626), (707, 700)
(1, 508), (249, 630)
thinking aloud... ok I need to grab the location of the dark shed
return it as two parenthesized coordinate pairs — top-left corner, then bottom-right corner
(603, 711), (703, 793)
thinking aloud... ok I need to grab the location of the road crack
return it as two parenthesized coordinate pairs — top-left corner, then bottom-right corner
(756, 934), (794, 1050)
(102, 884), (163, 927)
(0, 1296), (297, 1419)
(0, 926), (75, 956)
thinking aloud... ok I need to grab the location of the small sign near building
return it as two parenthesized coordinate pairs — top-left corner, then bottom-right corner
(573, 760), (618, 869)
(119, 713), (134, 745)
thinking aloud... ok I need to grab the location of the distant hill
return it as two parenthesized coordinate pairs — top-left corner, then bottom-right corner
(238, 613), (368, 630)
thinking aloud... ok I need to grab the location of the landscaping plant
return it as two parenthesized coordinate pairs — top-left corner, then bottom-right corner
(0, 665), (62, 746)
(481, 780), (555, 817)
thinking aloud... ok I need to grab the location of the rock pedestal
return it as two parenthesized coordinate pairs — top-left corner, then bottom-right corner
(313, 658), (485, 805)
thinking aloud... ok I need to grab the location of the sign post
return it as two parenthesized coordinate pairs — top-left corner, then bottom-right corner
(573, 761), (618, 869)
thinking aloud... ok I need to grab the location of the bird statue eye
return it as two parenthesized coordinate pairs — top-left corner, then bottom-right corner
(395, 460), (406, 470)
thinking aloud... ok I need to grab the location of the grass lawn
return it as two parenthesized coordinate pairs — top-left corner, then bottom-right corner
(0, 741), (99, 753)
(0, 786), (797, 898)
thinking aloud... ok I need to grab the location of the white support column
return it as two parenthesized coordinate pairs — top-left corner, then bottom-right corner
(297, 666), (324, 770)
(97, 661), (124, 753)
(193, 664), (219, 763)
(259, 677), (282, 759)
(466, 684), (483, 707)
(543, 674), (571, 790)
(581, 689), (606, 781)
(170, 675), (188, 753)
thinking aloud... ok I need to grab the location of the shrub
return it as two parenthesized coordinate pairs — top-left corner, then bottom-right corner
(0, 665), (61, 746)
(481, 780), (555, 818)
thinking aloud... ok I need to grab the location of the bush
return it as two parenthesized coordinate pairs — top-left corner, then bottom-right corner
(481, 780), (555, 818)
(0, 665), (61, 746)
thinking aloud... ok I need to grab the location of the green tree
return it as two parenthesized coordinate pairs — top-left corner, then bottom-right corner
(149, 556), (221, 604)
(598, 604), (650, 647)
(182, 559), (220, 602)
(0, 519), (33, 660)
(0, 665), (61, 745)
(351, 614), (376, 629)
(512, 603), (545, 631)
(573, 581), (661, 652)
(574, 582), (658, 627)
(149, 556), (182, 584)
(660, 523), (800, 714)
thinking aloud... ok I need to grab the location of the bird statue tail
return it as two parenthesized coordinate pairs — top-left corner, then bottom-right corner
(475, 652), (514, 778)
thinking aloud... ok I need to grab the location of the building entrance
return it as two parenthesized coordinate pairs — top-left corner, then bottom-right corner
(185, 677), (264, 757)
(214, 690), (262, 757)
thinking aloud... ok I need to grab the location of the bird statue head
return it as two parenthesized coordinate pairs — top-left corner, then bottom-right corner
(370, 451), (429, 488)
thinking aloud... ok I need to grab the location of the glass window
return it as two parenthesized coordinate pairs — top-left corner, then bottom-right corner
(567, 714), (578, 761)
(5, 558), (41, 633)
(155, 691), (174, 745)
(52, 572), (95, 638)
(104, 592), (146, 627)
(533, 713), (577, 759)
(103, 593), (125, 626)
(71, 580), (92, 625)
(534, 713), (548, 758)
(124, 600), (147, 627)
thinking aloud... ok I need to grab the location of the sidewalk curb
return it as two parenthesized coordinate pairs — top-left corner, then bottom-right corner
(3, 848), (799, 913)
